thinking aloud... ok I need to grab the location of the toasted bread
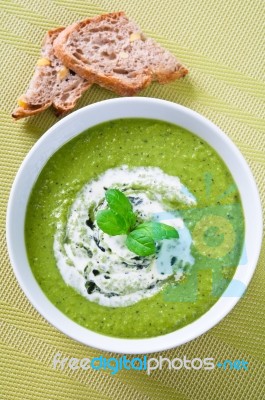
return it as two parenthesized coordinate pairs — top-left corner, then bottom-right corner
(53, 12), (188, 96)
(12, 28), (91, 120)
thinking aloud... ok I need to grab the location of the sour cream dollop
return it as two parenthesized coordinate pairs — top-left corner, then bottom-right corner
(54, 166), (196, 307)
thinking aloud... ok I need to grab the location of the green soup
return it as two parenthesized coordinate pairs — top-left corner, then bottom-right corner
(25, 118), (244, 338)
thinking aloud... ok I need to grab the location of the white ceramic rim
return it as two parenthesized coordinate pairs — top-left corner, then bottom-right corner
(6, 98), (263, 354)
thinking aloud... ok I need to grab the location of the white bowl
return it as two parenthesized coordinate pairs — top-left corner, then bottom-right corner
(6, 98), (262, 354)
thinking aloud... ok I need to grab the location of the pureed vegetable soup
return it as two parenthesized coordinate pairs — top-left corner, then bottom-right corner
(25, 119), (244, 338)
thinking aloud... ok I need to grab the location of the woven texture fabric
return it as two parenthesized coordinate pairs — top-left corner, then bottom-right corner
(0, 0), (264, 399)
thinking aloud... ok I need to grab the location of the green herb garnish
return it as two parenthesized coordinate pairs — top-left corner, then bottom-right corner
(96, 189), (136, 235)
(126, 222), (179, 256)
(96, 189), (178, 256)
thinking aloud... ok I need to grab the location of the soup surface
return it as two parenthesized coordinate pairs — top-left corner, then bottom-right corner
(25, 118), (244, 338)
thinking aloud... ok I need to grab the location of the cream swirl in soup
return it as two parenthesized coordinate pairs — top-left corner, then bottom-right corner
(54, 165), (196, 307)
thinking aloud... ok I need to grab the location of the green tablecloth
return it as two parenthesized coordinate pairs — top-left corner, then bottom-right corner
(0, 1), (264, 399)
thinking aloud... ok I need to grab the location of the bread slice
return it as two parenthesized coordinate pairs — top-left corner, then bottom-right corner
(53, 12), (188, 96)
(12, 28), (91, 120)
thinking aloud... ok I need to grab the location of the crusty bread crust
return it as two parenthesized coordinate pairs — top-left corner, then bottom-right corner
(12, 28), (91, 120)
(53, 12), (188, 96)
(12, 103), (52, 120)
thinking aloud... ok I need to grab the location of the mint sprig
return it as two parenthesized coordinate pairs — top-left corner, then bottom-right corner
(95, 189), (179, 256)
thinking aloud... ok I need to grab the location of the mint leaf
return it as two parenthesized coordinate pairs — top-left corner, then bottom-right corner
(96, 209), (130, 235)
(126, 230), (156, 256)
(96, 189), (136, 235)
(106, 188), (136, 230)
(105, 189), (133, 214)
(125, 222), (179, 256)
(135, 222), (179, 240)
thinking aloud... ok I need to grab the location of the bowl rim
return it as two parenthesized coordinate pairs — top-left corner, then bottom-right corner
(6, 97), (263, 354)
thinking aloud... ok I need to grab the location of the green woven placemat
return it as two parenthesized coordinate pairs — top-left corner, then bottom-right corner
(1, 1), (264, 399)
